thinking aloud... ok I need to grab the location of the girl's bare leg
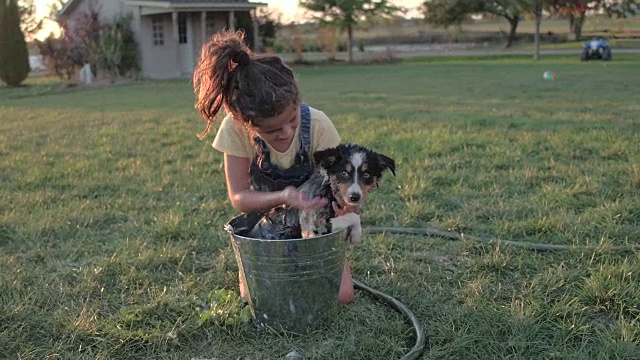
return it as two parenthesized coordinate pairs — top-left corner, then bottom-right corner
(239, 272), (248, 299)
(338, 260), (354, 304)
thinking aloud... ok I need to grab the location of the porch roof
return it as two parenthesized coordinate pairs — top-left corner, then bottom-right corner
(59, 0), (267, 19)
(124, 0), (267, 10)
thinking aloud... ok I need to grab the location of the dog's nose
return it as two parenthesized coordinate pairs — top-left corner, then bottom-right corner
(349, 193), (361, 202)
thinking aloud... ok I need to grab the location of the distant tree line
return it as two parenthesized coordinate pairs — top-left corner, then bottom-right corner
(422, 0), (638, 47)
(291, 0), (637, 58)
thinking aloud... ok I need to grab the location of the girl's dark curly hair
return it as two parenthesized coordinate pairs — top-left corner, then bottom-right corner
(193, 30), (300, 139)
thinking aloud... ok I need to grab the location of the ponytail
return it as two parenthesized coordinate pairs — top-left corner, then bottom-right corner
(194, 31), (249, 139)
(194, 30), (299, 139)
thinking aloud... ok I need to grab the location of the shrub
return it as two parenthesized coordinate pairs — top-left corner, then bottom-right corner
(0, 0), (30, 86)
(34, 36), (77, 80)
(317, 25), (339, 60)
(38, 11), (139, 81)
(64, 4), (102, 74)
(37, 5), (102, 80)
(257, 9), (280, 51)
(94, 15), (138, 79)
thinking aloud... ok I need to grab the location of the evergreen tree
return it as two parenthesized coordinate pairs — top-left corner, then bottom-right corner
(0, 0), (31, 87)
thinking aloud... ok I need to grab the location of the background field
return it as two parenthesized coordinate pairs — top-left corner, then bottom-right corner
(274, 15), (640, 59)
(1, 55), (639, 359)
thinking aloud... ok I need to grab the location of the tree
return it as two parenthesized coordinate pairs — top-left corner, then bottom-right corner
(423, 0), (531, 48)
(605, 0), (638, 18)
(0, 0), (31, 86)
(481, 0), (532, 48)
(423, 0), (483, 29)
(20, 0), (43, 37)
(533, 0), (543, 60)
(257, 8), (282, 51)
(299, 0), (403, 62)
(545, 0), (603, 41)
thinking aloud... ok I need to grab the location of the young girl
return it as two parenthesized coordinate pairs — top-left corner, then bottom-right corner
(193, 31), (355, 304)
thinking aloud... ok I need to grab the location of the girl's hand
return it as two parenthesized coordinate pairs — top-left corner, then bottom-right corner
(281, 186), (327, 209)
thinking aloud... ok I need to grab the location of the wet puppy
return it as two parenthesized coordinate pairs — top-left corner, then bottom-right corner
(248, 143), (395, 243)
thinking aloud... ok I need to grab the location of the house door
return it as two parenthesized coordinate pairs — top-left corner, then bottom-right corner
(178, 13), (194, 75)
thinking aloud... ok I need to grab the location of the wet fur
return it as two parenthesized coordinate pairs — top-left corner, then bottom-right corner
(248, 144), (395, 241)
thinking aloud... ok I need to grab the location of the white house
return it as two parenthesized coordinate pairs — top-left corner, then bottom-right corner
(59, 0), (267, 79)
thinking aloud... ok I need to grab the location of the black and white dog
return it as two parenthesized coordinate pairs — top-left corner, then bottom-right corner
(248, 143), (395, 243)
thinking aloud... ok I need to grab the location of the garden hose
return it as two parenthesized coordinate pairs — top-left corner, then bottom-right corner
(365, 226), (640, 252)
(353, 279), (426, 360)
(353, 225), (639, 359)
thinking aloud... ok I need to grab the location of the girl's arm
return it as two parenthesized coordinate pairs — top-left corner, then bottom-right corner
(224, 154), (327, 213)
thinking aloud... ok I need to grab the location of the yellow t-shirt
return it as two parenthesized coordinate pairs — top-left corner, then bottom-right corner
(212, 106), (340, 169)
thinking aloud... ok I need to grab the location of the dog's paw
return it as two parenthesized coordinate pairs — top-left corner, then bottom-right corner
(331, 212), (362, 245)
(346, 222), (362, 245)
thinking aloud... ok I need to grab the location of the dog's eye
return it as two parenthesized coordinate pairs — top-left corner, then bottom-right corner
(341, 171), (349, 178)
(362, 172), (370, 179)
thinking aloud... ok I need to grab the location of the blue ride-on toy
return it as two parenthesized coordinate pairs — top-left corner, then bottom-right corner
(581, 37), (612, 61)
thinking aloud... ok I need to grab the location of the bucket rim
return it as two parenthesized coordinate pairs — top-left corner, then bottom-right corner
(225, 214), (348, 242)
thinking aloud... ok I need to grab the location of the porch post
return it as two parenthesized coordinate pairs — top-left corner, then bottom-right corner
(228, 10), (235, 31)
(172, 11), (179, 41)
(201, 11), (207, 45)
(172, 11), (179, 69)
(131, 6), (143, 76)
(131, 6), (142, 33)
(252, 8), (261, 52)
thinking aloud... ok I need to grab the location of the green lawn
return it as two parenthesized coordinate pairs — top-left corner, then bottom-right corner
(1, 56), (639, 359)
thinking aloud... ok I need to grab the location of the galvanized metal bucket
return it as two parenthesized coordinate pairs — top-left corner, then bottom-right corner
(225, 213), (348, 334)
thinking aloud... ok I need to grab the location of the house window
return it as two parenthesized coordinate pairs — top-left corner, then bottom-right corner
(178, 15), (187, 44)
(152, 16), (164, 46)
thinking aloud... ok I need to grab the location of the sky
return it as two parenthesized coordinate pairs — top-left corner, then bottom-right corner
(33, 0), (426, 39)
(263, 0), (425, 21)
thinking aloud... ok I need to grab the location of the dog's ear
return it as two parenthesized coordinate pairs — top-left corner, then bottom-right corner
(377, 153), (396, 176)
(314, 147), (341, 168)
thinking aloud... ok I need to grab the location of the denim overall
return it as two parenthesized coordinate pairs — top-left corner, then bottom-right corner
(249, 104), (313, 193)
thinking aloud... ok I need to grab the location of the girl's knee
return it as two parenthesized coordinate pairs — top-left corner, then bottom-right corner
(338, 264), (354, 304)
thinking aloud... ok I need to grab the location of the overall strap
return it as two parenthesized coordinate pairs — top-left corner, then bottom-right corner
(299, 103), (311, 152)
(248, 103), (315, 193)
(252, 135), (268, 156)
